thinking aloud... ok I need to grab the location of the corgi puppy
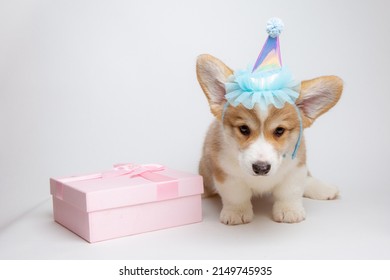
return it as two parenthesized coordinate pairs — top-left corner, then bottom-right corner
(196, 54), (343, 225)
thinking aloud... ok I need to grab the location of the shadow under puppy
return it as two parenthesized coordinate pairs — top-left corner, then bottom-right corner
(196, 19), (343, 225)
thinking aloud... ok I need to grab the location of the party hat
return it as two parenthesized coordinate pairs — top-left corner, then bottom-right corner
(252, 18), (284, 72)
(223, 18), (303, 159)
(224, 18), (298, 111)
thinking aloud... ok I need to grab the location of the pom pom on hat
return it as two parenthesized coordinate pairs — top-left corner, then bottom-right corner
(266, 17), (284, 38)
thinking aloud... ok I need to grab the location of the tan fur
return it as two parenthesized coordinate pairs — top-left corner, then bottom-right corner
(299, 76), (343, 128)
(196, 54), (233, 119)
(264, 104), (301, 152)
(199, 121), (226, 196)
(265, 104), (307, 167)
(223, 105), (261, 150)
(296, 137), (307, 167)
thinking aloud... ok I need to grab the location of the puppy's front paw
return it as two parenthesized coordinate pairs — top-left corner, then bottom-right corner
(220, 205), (253, 225)
(273, 202), (306, 223)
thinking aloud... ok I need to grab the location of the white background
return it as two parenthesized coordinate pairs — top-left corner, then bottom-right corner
(1, 0), (389, 259)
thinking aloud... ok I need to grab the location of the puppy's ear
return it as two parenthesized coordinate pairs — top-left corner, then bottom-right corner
(196, 54), (233, 119)
(297, 76), (343, 128)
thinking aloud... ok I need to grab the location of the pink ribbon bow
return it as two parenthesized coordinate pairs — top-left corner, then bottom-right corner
(59, 163), (165, 183)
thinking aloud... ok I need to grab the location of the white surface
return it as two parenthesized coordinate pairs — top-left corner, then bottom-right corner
(1, 189), (389, 259)
(1, 0), (390, 259)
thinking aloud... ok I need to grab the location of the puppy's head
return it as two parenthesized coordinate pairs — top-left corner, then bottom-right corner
(196, 54), (343, 176)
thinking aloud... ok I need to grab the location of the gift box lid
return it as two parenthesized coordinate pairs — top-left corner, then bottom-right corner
(50, 164), (203, 213)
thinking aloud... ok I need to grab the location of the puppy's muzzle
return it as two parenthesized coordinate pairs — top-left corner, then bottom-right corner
(252, 161), (271, 176)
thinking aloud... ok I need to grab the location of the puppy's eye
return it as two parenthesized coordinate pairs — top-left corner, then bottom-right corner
(274, 127), (285, 137)
(238, 125), (251, 136)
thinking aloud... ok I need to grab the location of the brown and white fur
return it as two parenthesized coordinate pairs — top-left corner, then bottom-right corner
(196, 54), (343, 225)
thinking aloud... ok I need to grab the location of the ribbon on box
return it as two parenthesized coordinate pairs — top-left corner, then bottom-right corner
(56, 163), (178, 201)
(59, 163), (165, 182)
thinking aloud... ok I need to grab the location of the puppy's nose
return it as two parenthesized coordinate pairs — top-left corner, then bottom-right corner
(252, 161), (271, 175)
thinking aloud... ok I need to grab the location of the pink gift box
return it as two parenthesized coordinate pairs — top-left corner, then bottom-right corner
(50, 164), (203, 243)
